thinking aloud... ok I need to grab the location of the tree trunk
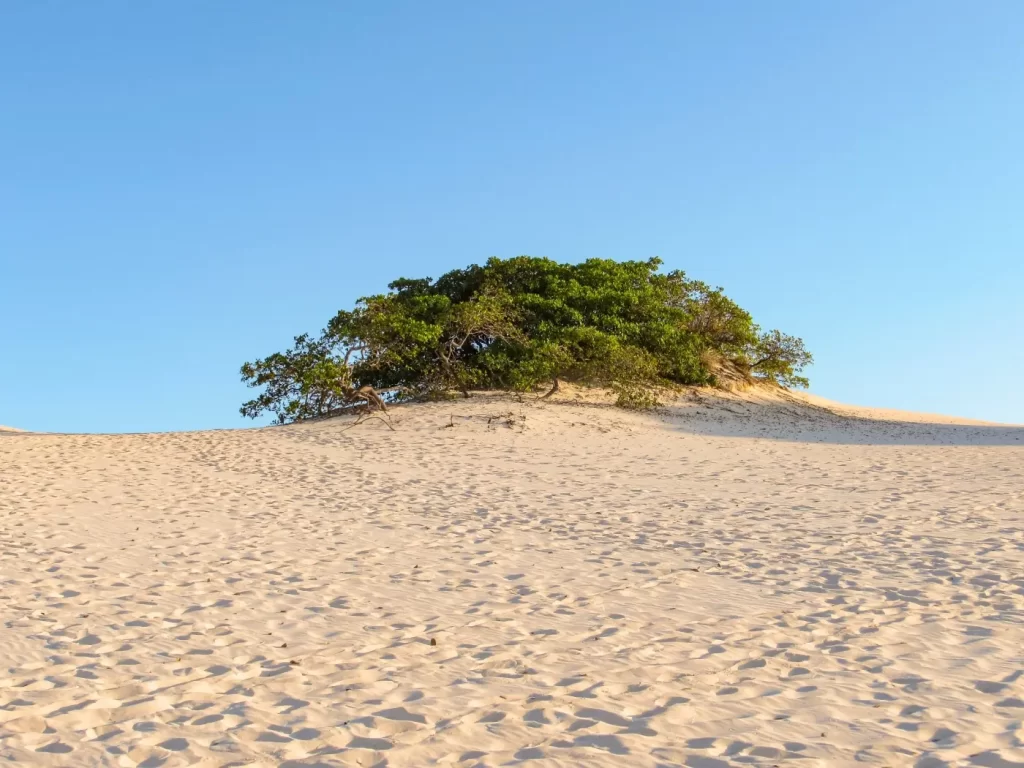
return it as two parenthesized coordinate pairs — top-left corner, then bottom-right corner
(541, 377), (560, 399)
(355, 386), (387, 413)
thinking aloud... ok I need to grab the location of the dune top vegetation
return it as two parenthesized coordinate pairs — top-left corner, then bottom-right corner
(240, 256), (812, 424)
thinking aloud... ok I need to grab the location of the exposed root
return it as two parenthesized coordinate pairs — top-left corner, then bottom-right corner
(339, 411), (395, 432)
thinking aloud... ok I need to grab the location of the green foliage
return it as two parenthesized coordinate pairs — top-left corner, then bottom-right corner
(240, 257), (812, 422)
(747, 329), (814, 388)
(613, 381), (663, 411)
(239, 333), (353, 424)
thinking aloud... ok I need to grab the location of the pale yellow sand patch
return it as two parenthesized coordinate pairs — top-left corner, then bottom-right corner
(1, 391), (1022, 766)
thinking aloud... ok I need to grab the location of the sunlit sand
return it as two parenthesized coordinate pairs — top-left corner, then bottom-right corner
(2, 388), (1022, 766)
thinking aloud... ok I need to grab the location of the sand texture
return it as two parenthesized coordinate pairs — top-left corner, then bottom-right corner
(1, 389), (1023, 767)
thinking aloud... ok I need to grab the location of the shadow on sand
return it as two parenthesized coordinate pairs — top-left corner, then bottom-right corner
(658, 400), (1024, 447)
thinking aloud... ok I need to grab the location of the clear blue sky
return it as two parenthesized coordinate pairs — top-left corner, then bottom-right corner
(2, 2), (1022, 432)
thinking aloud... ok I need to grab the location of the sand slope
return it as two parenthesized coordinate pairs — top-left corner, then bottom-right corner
(1, 390), (1023, 767)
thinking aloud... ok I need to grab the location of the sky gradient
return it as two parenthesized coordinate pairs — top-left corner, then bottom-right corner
(2, 2), (1022, 432)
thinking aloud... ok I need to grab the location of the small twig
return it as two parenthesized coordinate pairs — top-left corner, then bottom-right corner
(339, 412), (395, 432)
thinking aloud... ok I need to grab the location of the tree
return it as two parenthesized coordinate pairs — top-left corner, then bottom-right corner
(747, 329), (813, 388)
(239, 256), (812, 423)
(678, 280), (758, 353)
(239, 333), (353, 424)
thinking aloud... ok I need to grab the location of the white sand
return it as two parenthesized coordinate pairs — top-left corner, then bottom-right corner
(1, 388), (1023, 767)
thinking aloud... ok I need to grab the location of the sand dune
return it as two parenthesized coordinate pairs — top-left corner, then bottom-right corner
(1, 389), (1023, 767)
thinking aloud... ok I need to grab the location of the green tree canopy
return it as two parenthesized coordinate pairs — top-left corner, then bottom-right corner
(241, 257), (812, 423)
